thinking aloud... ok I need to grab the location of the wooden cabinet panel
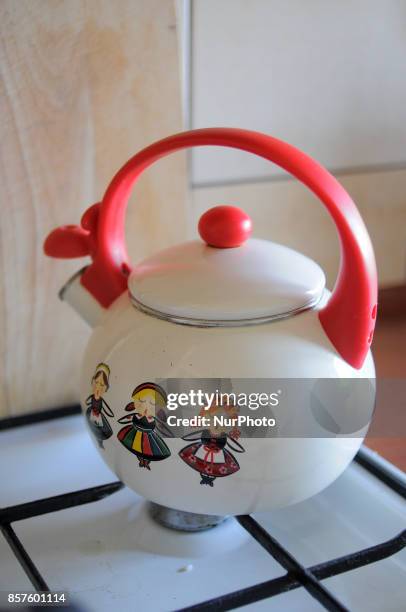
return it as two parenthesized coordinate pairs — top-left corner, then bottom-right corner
(0, 0), (186, 415)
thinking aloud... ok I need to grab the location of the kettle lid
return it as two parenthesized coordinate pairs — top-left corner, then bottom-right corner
(128, 206), (326, 325)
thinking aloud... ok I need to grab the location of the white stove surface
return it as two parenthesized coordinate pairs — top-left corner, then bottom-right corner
(1, 414), (405, 611)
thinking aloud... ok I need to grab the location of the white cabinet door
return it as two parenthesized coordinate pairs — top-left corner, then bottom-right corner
(190, 0), (406, 186)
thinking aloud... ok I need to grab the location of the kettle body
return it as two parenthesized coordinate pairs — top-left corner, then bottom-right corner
(79, 289), (374, 515)
(44, 128), (378, 516)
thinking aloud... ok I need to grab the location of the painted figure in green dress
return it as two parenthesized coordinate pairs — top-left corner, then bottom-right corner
(117, 383), (172, 470)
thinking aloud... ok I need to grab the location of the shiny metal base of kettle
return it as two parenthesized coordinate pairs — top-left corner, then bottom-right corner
(149, 502), (228, 532)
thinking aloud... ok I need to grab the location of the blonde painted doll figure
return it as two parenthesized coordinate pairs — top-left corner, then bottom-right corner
(117, 383), (172, 470)
(85, 363), (114, 449)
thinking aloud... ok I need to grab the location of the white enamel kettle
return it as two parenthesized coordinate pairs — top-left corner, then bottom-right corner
(44, 128), (377, 516)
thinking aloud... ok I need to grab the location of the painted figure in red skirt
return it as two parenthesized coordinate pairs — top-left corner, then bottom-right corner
(117, 383), (172, 470)
(85, 363), (114, 449)
(179, 402), (245, 487)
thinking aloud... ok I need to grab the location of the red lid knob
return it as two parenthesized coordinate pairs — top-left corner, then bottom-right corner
(198, 205), (252, 248)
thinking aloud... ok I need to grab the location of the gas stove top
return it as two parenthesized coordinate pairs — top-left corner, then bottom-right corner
(1, 407), (405, 611)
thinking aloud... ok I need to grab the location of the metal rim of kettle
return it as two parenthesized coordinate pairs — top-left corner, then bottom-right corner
(129, 290), (324, 328)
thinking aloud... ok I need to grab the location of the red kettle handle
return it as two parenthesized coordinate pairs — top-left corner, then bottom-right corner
(44, 128), (377, 369)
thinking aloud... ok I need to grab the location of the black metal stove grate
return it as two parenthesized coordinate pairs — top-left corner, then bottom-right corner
(1, 405), (405, 612)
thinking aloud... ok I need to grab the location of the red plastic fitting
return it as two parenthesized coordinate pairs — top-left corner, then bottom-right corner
(198, 205), (252, 248)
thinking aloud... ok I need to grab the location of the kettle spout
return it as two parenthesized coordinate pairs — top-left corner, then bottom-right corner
(59, 268), (105, 328)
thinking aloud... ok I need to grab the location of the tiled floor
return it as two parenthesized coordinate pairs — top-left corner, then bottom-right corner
(367, 316), (406, 470)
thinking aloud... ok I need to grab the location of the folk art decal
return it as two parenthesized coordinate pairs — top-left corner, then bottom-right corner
(85, 363), (114, 449)
(86, 367), (246, 483)
(117, 383), (173, 470)
(179, 402), (245, 487)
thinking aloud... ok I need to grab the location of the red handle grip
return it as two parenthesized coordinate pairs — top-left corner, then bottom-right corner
(44, 128), (377, 368)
